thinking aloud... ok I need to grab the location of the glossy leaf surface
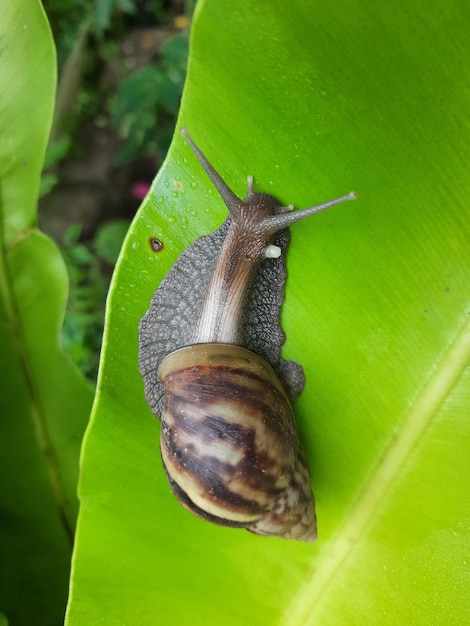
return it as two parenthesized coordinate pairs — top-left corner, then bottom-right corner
(67, 1), (470, 624)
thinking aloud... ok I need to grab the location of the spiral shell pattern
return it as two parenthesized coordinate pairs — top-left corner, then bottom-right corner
(158, 343), (316, 541)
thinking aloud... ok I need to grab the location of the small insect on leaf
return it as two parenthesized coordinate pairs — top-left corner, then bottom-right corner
(149, 237), (164, 252)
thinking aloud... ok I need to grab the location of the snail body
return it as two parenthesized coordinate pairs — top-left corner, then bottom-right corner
(139, 129), (356, 541)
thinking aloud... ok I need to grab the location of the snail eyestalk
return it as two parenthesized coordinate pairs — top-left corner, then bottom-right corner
(180, 127), (241, 211)
(261, 191), (357, 235)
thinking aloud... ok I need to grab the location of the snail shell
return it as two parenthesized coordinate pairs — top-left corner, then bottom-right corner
(159, 343), (315, 540)
(139, 129), (356, 542)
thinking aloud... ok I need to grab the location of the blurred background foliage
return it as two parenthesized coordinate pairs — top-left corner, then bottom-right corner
(40, 0), (193, 380)
(1, 4), (193, 623)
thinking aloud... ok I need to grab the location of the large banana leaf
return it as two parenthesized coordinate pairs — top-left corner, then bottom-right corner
(0, 1), (94, 623)
(67, 0), (470, 624)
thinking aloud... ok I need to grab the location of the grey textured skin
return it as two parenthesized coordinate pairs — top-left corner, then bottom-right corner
(138, 214), (305, 419)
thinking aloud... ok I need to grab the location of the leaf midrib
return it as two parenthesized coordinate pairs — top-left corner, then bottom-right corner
(0, 229), (75, 543)
(283, 314), (470, 625)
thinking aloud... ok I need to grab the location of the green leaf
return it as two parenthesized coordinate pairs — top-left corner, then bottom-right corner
(93, 0), (115, 34)
(0, 1), (94, 623)
(94, 220), (130, 265)
(113, 34), (189, 164)
(67, 0), (470, 624)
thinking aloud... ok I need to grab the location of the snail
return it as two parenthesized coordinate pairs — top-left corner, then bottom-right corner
(138, 128), (356, 541)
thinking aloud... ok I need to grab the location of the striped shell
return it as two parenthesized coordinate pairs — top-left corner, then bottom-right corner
(158, 343), (316, 541)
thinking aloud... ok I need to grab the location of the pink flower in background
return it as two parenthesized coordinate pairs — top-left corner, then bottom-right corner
(131, 182), (151, 200)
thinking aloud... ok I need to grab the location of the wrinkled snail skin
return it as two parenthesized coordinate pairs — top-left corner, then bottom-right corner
(138, 128), (357, 541)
